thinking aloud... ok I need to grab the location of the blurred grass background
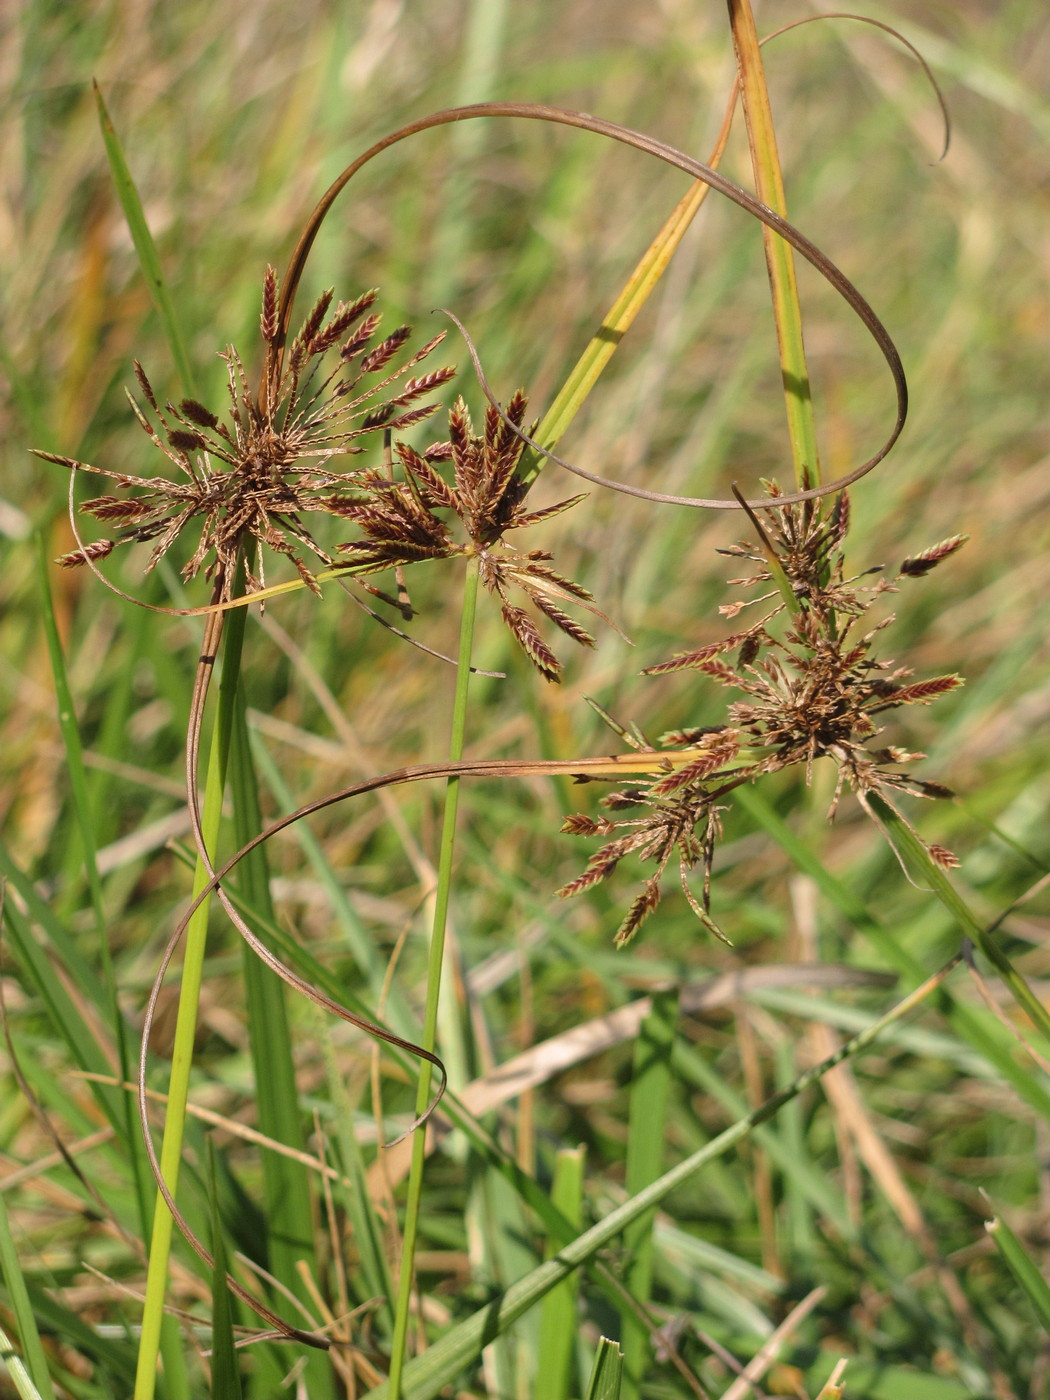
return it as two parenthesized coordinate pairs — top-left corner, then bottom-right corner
(1, 1), (1049, 1396)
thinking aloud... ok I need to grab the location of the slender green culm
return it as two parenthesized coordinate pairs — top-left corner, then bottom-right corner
(134, 607), (245, 1400)
(387, 559), (481, 1400)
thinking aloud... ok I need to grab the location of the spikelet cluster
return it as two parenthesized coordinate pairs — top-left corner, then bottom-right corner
(560, 489), (966, 943)
(39, 267), (455, 599)
(334, 392), (607, 681)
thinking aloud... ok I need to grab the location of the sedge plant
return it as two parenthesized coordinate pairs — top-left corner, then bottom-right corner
(7, 7), (1050, 1400)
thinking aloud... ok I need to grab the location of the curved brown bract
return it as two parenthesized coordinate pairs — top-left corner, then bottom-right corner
(265, 101), (907, 511)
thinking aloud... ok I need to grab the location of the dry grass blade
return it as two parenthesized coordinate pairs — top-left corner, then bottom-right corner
(719, 1285), (827, 1400)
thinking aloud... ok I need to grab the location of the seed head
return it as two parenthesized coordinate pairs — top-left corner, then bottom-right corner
(336, 393), (609, 681)
(39, 268), (455, 599)
(561, 492), (965, 940)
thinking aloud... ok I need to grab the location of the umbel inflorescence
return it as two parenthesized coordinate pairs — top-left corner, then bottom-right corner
(37, 267), (455, 599)
(332, 390), (610, 681)
(559, 486), (966, 944)
(40, 272), (602, 681)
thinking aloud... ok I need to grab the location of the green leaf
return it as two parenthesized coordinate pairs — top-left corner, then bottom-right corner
(620, 987), (678, 1399)
(868, 791), (1050, 1054)
(535, 1146), (585, 1400)
(93, 81), (197, 396)
(206, 1143), (244, 1400)
(364, 978), (938, 1400)
(0, 1320), (48, 1400)
(584, 1338), (624, 1400)
(735, 785), (1050, 1122)
(0, 1191), (57, 1400)
(985, 1198), (1050, 1335)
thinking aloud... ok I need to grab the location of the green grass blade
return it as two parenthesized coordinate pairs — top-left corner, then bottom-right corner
(0, 1190), (57, 1400)
(868, 792), (1050, 1053)
(93, 82), (197, 395)
(735, 785), (1050, 1121)
(35, 531), (152, 1238)
(985, 1200), (1050, 1335)
(620, 987), (679, 1399)
(365, 972), (943, 1400)
(728, 0), (820, 489)
(535, 1146), (585, 1400)
(0, 1321), (47, 1400)
(0, 837), (108, 1011)
(227, 695), (334, 1399)
(0, 874), (127, 1134)
(584, 1338), (624, 1400)
(314, 1007), (396, 1324)
(35, 531), (106, 934)
(671, 1036), (852, 1239)
(206, 1143), (244, 1400)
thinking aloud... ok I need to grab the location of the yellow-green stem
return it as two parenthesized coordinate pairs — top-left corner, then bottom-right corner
(133, 605), (246, 1400)
(728, 0), (821, 491)
(387, 559), (480, 1400)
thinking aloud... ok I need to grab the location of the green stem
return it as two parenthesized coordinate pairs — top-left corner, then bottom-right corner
(133, 604), (247, 1400)
(387, 559), (481, 1400)
(869, 793), (1050, 1050)
(365, 963), (953, 1400)
(728, 0), (821, 491)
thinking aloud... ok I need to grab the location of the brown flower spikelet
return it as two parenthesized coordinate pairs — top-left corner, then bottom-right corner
(41, 268), (455, 599)
(560, 490), (964, 940)
(337, 392), (609, 681)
